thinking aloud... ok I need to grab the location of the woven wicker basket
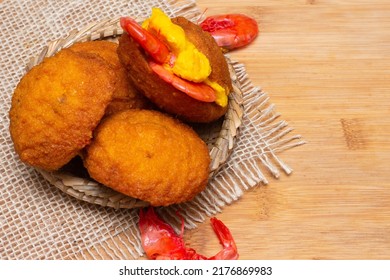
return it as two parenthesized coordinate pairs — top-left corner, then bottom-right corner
(28, 18), (244, 209)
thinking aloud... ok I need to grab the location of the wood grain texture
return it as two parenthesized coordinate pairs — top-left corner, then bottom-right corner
(178, 0), (390, 260)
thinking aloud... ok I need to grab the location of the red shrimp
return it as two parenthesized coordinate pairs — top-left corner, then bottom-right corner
(200, 14), (259, 51)
(138, 207), (239, 260)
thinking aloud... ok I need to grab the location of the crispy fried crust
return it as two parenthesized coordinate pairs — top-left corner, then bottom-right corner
(117, 17), (233, 123)
(69, 41), (152, 115)
(9, 49), (116, 171)
(83, 109), (210, 206)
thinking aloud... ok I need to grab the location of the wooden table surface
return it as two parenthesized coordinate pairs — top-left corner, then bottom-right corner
(168, 0), (389, 260)
(2, 0), (389, 262)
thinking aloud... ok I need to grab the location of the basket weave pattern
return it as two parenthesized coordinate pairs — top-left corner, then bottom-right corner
(29, 18), (244, 209)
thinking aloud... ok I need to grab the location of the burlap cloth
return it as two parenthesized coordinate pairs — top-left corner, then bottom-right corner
(0, 0), (305, 259)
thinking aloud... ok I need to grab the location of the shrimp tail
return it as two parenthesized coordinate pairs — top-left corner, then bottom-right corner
(208, 217), (239, 260)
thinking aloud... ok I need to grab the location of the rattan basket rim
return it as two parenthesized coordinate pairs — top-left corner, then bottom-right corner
(27, 17), (244, 209)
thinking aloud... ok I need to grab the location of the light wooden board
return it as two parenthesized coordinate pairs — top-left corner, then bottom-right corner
(3, 0), (389, 261)
(174, 0), (390, 260)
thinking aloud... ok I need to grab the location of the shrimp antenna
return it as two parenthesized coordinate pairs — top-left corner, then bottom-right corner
(175, 210), (185, 237)
(197, 8), (208, 24)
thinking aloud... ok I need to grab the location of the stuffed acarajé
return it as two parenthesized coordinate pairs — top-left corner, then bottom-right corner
(117, 8), (233, 123)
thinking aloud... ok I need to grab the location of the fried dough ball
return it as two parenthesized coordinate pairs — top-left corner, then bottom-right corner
(69, 40), (151, 115)
(83, 109), (210, 206)
(117, 17), (233, 123)
(9, 49), (116, 171)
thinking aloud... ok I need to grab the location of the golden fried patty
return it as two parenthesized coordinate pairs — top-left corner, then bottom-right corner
(117, 17), (232, 123)
(83, 109), (210, 206)
(9, 48), (115, 171)
(69, 40), (151, 115)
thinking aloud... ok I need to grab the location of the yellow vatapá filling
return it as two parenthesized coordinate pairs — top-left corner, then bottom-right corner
(142, 7), (228, 107)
